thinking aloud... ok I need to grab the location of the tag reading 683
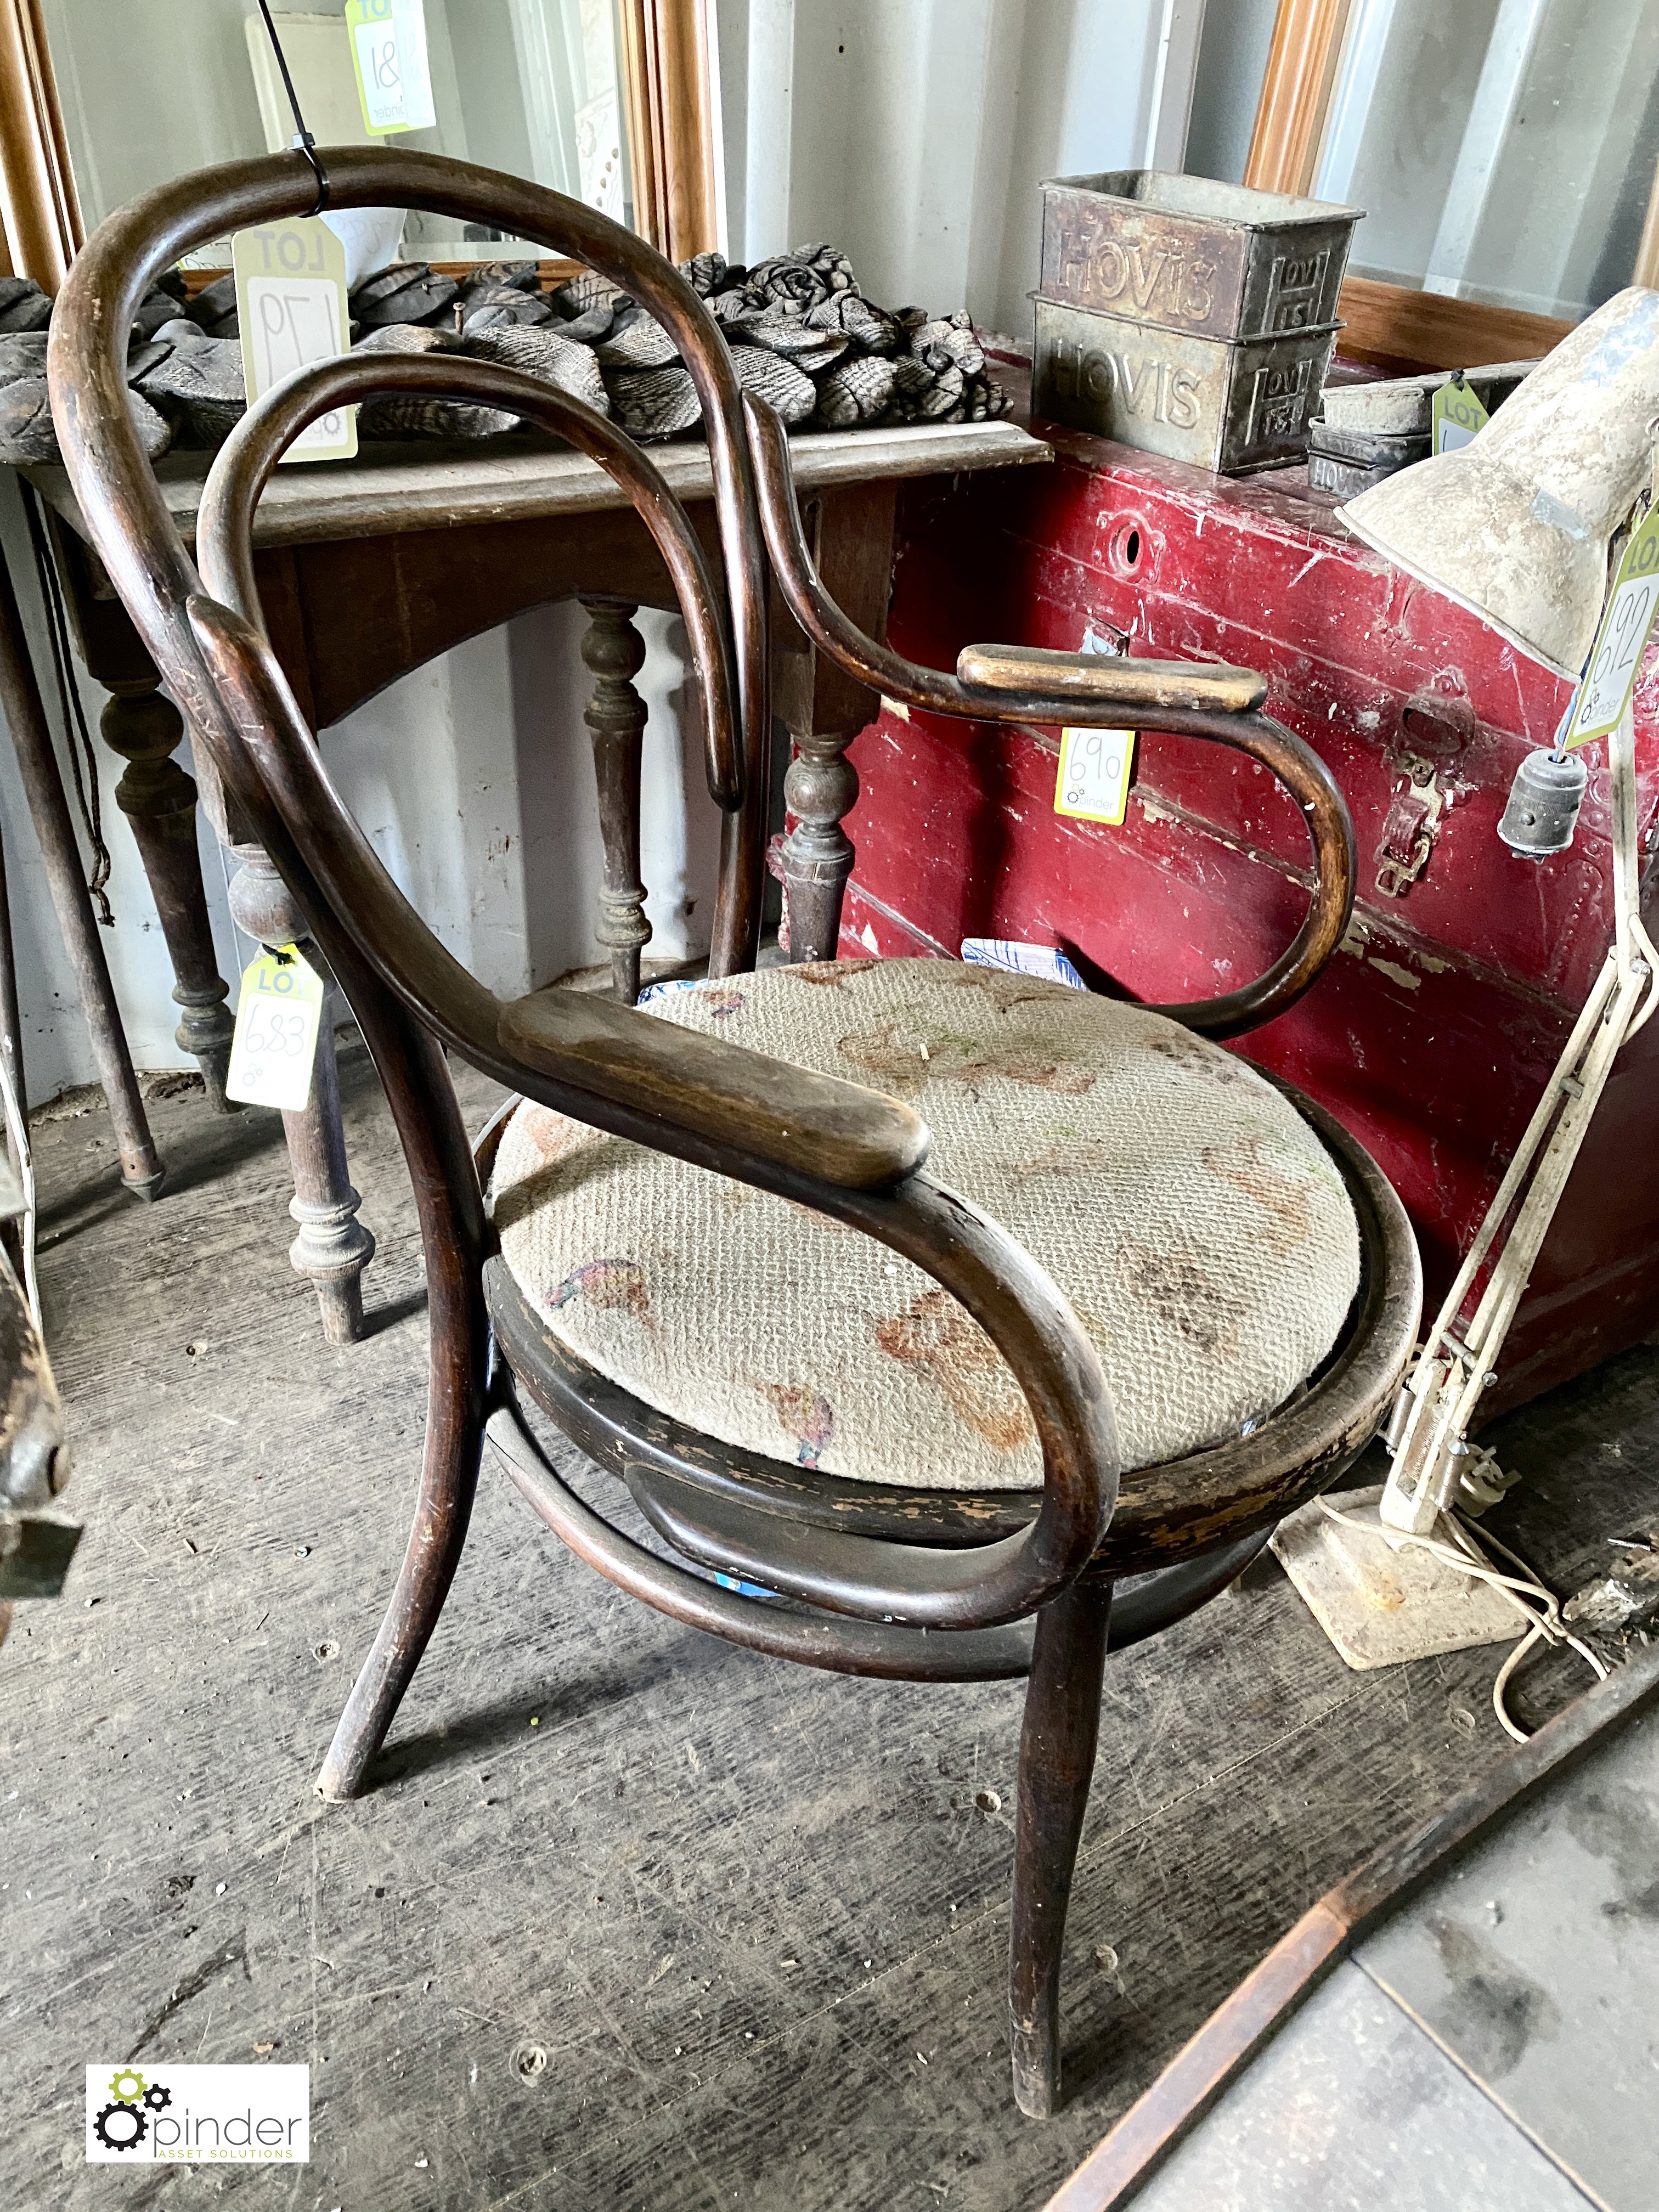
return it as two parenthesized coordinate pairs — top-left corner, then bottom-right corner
(225, 945), (325, 1113)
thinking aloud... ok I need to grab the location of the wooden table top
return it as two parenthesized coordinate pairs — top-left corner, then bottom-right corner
(31, 416), (1051, 552)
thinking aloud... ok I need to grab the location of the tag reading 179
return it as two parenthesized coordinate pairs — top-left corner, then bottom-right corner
(1568, 503), (1659, 749)
(231, 218), (356, 462)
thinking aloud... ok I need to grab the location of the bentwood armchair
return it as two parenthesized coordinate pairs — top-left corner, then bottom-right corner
(49, 148), (1420, 2117)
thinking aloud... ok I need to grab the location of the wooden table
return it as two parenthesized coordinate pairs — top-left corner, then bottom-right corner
(31, 416), (1049, 1340)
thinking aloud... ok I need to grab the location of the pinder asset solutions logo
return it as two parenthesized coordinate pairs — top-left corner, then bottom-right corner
(85, 2064), (309, 2163)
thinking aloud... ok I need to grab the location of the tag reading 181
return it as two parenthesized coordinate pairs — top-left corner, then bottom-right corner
(1568, 504), (1659, 749)
(1054, 726), (1136, 827)
(346, 0), (437, 134)
(225, 945), (325, 1113)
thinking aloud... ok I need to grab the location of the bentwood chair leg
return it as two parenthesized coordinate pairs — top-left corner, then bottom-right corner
(1009, 1575), (1114, 2118)
(314, 1012), (491, 1801)
(314, 1310), (488, 1799)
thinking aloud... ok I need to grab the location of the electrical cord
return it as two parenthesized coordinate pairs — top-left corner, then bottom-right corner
(1317, 1494), (1607, 1743)
(255, 0), (330, 212)
(20, 486), (114, 927)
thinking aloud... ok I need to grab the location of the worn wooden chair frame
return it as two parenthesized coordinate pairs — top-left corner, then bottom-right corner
(50, 148), (1421, 2120)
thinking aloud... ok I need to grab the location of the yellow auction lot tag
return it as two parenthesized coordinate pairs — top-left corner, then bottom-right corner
(225, 945), (325, 1113)
(1567, 503), (1659, 749)
(1054, 726), (1136, 826)
(1431, 375), (1488, 455)
(232, 218), (356, 462)
(346, 0), (437, 134)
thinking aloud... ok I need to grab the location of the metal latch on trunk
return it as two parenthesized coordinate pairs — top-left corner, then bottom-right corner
(1374, 754), (1443, 897)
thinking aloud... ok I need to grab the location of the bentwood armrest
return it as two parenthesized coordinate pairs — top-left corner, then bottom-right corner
(186, 583), (928, 1193)
(497, 990), (931, 1192)
(956, 643), (1268, 714)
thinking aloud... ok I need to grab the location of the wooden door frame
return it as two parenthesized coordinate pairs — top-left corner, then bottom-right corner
(1244, 0), (1657, 369)
(0, 0), (718, 291)
(1243, 0), (1355, 200)
(0, 0), (82, 290)
(619, 0), (719, 266)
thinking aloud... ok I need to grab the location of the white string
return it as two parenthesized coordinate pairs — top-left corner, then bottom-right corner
(1317, 1496), (1607, 1742)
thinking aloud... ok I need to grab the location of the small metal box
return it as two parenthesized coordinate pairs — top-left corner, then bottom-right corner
(1039, 171), (1362, 343)
(1306, 419), (1430, 496)
(1032, 295), (1339, 475)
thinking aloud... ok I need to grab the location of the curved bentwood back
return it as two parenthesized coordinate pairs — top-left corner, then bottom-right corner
(48, 146), (770, 970)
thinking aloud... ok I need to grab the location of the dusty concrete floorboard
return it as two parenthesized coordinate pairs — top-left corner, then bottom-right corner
(3, 1049), (1655, 2211)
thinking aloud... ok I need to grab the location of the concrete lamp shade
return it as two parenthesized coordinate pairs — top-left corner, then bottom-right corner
(1338, 287), (1659, 680)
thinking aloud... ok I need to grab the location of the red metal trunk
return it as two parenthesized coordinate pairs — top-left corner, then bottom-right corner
(834, 399), (1659, 1417)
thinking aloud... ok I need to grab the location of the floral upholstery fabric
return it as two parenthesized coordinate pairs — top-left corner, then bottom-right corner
(489, 958), (1360, 1491)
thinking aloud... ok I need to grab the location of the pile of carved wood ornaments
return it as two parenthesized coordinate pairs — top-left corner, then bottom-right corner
(0, 246), (1009, 465)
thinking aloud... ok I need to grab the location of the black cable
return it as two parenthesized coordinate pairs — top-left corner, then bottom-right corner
(20, 487), (114, 927)
(254, 0), (330, 213)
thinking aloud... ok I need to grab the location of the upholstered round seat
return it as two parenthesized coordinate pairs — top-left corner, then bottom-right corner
(488, 958), (1361, 1489)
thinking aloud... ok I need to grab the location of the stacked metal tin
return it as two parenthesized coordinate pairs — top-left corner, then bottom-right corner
(1306, 359), (1537, 495)
(1032, 171), (1362, 475)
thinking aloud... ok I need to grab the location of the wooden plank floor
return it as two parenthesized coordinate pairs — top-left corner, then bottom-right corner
(5, 1047), (1656, 2211)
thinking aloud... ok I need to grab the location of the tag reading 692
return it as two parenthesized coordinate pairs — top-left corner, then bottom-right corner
(1568, 503), (1659, 748)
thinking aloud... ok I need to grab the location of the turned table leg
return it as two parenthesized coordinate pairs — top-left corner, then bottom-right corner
(41, 515), (238, 1114)
(771, 481), (899, 963)
(781, 731), (859, 964)
(100, 674), (237, 1110)
(579, 596), (651, 1006)
(227, 844), (375, 1345)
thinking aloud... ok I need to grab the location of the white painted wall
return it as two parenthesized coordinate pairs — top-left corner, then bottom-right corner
(716, 0), (1176, 338)
(1184, 0), (1278, 187)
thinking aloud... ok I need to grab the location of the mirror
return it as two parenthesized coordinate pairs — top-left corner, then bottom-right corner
(1315, 0), (1659, 323)
(41, 0), (637, 272)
